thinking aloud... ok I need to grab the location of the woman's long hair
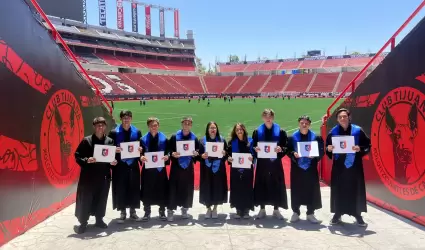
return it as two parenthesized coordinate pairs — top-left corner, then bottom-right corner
(204, 121), (221, 140)
(230, 122), (248, 143)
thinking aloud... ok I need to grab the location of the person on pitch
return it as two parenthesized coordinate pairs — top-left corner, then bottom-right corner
(167, 117), (200, 221)
(140, 117), (170, 221)
(108, 110), (143, 223)
(227, 123), (255, 219)
(199, 121), (228, 219)
(287, 115), (324, 224)
(74, 117), (117, 234)
(326, 108), (371, 227)
(252, 109), (288, 219)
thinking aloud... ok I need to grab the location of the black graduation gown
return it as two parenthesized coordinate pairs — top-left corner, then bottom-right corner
(198, 138), (228, 207)
(287, 132), (324, 211)
(252, 127), (288, 209)
(108, 128), (142, 210)
(168, 133), (200, 210)
(326, 124), (371, 216)
(228, 139), (255, 212)
(74, 135), (113, 223)
(140, 133), (170, 208)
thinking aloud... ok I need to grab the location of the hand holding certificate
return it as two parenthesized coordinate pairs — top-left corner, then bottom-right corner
(257, 142), (278, 158)
(176, 140), (196, 156)
(205, 142), (224, 158)
(93, 145), (117, 163)
(332, 136), (355, 154)
(297, 141), (319, 157)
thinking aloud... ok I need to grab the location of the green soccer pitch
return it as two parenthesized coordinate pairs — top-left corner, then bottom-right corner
(111, 98), (340, 138)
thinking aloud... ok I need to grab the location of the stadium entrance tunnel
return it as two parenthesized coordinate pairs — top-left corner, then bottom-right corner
(0, 0), (112, 245)
(321, 15), (425, 227)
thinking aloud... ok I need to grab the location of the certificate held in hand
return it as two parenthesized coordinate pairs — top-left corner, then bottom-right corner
(332, 136), (355, 154)
(257, 142), (277, 159)
(176, 140), (195, 156)
(206, 142), (224, 158)
(145, 151), (165, 169)
(94, 145), (116, 163)
(297, 141), (319, 157)
(232, 153), (252, 169)
(120, 141), (140, 159)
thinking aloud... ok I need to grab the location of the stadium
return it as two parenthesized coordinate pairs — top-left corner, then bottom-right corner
(1, 0), (425, 248)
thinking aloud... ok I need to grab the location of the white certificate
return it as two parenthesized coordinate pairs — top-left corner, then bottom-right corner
(206, 142), (224, 158)
(176, 140), (195, 156)
(257, 142), (278, 159)
(120, 141), (140, 159)
(144, 151), (165, 169)
(332, 136), (355, 154)
(297, 141), (319, 157)
(232, 153), (252, 169)
(93, 145), (116, 163)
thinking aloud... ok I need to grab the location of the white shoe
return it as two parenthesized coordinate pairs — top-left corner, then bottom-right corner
(205, 209), (212, 219)
(290, 213), (300, 223)
(256, 209), (266, 219)
(211, 208), (218, 219)
(167, 210), (174, 222)
(273, 210), (284, 220)
(181, 208), (190, 219)
(307, 214), (322, 224)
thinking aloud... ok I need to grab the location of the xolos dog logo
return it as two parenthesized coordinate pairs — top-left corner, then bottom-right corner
(152, 154), (158, 162)
(183, 143), (189, 151)
(371, 86), (425, 200)
(212, 145), (218, 152)
(40, 90), (84, 188)
(305, 145), (311, 151)
(340, 141), (347, 149)
(128, 145), (134, 153)
(102, 148), (109, 156)
(264, 145), (270, 153)
(238, 157), (244, 164)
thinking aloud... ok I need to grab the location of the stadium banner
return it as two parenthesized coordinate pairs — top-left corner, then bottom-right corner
(116, 0), (124, 30)
(131, 2), (138, 33)
(159, 8), (165, 37)
(174, 9), (179, 38)
(145, 5), (151, 36)
(98, 0), (106, 26)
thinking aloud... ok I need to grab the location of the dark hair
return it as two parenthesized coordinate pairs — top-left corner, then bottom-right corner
(147, 117), (159, 126)
(205, 121), (221, 140)
(181, 116), (193, 123)
(230, 123), (248, 143)
(298, 115), (311, 123)
(119, 110), (133, 118)
(335, 108), (350, 118)
(93, 117), (107, 126)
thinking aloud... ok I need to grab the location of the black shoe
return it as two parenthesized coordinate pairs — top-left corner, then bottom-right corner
(330, 215), (341, 225)
(355, 216), (368, 227)
(142, 212), (151, 222)
(95, 220), (108, 229)
(77, 224), (87, 234)
(117, 213), (126, 224)
(130, 213), (142, 222)
(159, 210), (167, 221)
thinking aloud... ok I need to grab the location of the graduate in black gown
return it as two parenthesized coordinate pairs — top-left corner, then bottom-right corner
(74, 117), (117, 234)
(140, 117), (170, 221)
(199, 121), (228, 219)
(287, 115), (324, 224)
(108, 110), (143, 223)
(252, 109), (288, 220)
(168, 117), (200, 221)
(227, 123), (255, 219)
(326, 108), (371, 227)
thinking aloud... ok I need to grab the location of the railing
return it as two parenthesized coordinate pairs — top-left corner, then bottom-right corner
(325, 0), (425, 120)
(28, 0), (113, 114)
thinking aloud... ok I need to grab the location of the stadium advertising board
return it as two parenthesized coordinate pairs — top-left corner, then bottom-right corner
(131, 3), (138, 33)
(98, 0), (106, 26)
(174, 10), (180, 38)
(37, 0), (84, 22)
(159, 8), (165, 37)
(145, 6), (151, 36)
(116, 0), (124, 30)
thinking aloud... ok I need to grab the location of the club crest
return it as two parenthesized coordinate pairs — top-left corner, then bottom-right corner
(212, 145), (218, 152)
(102, 148), (109, 156)
(183, 143), (189, 151)
(340, 141), (347, 149)
(152, 154), (158, 162)
(305, 145), (311, 151)
(128, 145), (134, 153)
(238, 157), (244, 164)
(264, 145), (270, 153)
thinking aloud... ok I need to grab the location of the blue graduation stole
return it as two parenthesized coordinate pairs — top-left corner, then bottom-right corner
(232, 137), (254, 173)
(257, 123), (280, 161)
(202, 136), (223, 173)
(292, 130), (316, 170)
(176, 130), (197, 169)
(116, 124), (140, 165)
(330, 124), (361, 168)
(141, 132), (167, 172)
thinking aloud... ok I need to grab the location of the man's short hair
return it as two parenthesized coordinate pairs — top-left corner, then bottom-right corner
(147, 117), (159, 126)
(335, 108), (350, 118)
(181, 116), (193, 123)
(298, 115), (311, 123)
(119, 110), (133, 118)
(93, 117), (107, 126)
(262, 109), (275, 117)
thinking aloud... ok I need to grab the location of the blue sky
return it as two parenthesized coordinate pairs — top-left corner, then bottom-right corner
(87, 0), (425, 66)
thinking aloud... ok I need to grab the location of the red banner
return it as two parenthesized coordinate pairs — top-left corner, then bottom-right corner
(159, 8), (165, 37)
(116, 0), (124, 30)
(174, 10), (179, 38)
(145, 6), (151, 36)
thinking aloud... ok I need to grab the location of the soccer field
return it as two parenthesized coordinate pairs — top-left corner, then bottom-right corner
(111, 98), (339, 138)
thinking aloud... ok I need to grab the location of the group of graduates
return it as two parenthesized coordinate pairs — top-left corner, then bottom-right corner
(74, 108), (371, 234)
